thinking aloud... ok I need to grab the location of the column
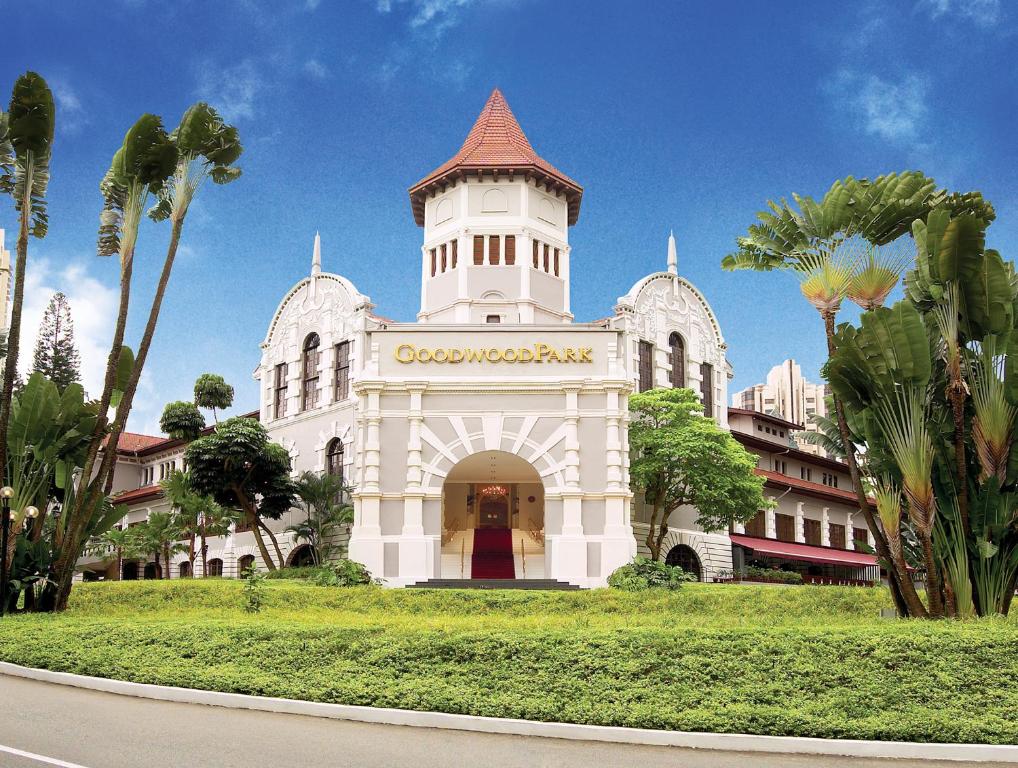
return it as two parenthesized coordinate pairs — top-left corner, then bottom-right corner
(519, 230), (534, 323)
(399, 383), (433, 581)
(765, 500), (776, 539)
(348, 382), (385, 578)
(456, 231), (470, 323)
(794, 502), (805, 543)
(821, 507), (830, 547)
(733, 520), (746, 535)
(551, 384), (587, 583)
(601, 386), (635, 581)
(561, 244), (571, 317)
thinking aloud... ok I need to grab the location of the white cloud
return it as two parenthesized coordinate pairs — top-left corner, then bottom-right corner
(195, 59), (264, 122)
(376, 0), (479, 39)
(303, 58), (329, 80)
(19, 258), (116, 399)
(49, 78), (88, 136)
(826, 69), (929, 143)
(919, 0), (1000, 26)
(305, 0), (322, 9)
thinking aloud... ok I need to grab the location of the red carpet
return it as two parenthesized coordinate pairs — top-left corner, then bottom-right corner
(471, 528), (515, 579)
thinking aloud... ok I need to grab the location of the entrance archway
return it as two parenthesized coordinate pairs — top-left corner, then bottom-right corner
(440, 451), (545, 579)
(665, 544), (702, 581)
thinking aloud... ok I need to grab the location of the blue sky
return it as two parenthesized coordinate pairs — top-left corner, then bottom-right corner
(2, 0), (1016, 433)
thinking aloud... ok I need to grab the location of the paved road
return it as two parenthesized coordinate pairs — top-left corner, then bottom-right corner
(0, 675), (1010, 768)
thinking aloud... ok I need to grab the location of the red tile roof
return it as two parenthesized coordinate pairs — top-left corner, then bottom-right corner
(112, 484), (163, 505)
(409, 88), (583, 226)
(116, 433), (166, 452)
(728, 407), (804, 431)
(755, 468), (873, 507)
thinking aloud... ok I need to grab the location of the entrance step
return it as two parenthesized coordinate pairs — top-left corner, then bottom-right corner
(406, 578), (580, 591)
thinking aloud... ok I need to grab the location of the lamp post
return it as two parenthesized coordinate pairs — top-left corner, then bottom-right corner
(0, 486), (14, 617)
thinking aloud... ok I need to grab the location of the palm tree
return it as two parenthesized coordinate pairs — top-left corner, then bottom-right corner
(723, 173), (940, 617)
(0, 73), (54, 504)
(86, 527), (140, 581)
(287, 471), (353, 565)
(132, 512), (186, 580)
(161, 470), (238, 577)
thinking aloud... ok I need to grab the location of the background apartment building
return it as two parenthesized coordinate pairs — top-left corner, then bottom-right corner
(732, 359), (829, 456)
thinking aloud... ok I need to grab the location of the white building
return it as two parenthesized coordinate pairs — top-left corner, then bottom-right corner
(732, 359), (829, 456)
(0, 229), (10, 330)
(79, 90), (879, 588)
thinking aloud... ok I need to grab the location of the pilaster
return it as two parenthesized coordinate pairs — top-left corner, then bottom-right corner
(794, 502), (805, 543)
(821, 506), (830, 547)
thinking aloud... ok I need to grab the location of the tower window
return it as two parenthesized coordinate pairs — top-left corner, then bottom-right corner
(334, 341), (350, 402)
(505, 235), (515, 265)
(668, 332), (685, 388)
(440, 243), (447, 272)
(302, 333), (321, 411)
(532, 239), (539, 268)
(430, 249), (436, 277)
(486, 315), (501, 324)
(638, 340), (654, 392)
(273, 362), (288, 419)
(543, 243), (550, 272)
(553, 248), (560, 276)
(489, 235), (500, 265)
(473, 236), (484, 265)
(451, 238), (458, 269)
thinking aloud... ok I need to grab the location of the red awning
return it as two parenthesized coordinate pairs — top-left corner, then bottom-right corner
(730, 534), (878, 567)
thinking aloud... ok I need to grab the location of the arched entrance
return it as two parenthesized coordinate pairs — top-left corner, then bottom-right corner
(665, 544), (702, 581)
(440, 451), (545, 579)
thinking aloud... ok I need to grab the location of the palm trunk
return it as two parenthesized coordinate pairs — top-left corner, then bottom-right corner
(116, 552), (122, 581)
(0, 159), (34, 495)
(920, 531), (945, 617)
(821, 311), (925, 618)
(200, 529), (208, 577)
(235, 487), (276, 571)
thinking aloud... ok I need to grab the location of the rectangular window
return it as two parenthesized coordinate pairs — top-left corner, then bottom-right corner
(853, 527), (869, 550)
(774, 459), (786, 474)
(638, 340), (654, 392)
(430, 248), (436, 277)
(485, 315), (501, 324)
(274, 363), (288, 419)
(804, 518), (821, 546)
(440, 243), (447, 273)
(543, 244), (550, 272)
(775, 513), (795, 542)
(489, 235), (500, 265)
(745, 511), (766, 537)
(553, 248), (560, 276)
(473, 235), (484, 265)
(451, 238), (458, 269)
(504, 235), (516, 265)
(532, 238), (539, 268)
(700, 362), (715, 419)
(334, 341), (350, 402)
(829, 523), (846, 549)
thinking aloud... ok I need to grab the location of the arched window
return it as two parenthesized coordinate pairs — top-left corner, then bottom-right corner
(302, 333), (321, 411)
(288, 544), (316, 567)
(121, 561), (139, 581)
(238, 554), (256, 575)
(700, 362), (715, 419)
(665, 544), (702, 581)
(326, 438), (344, 481)
(668, 333), (685, 388)
(143, 562), (161, 580)
(207, 558), (223, 577)
(178, 561), (192, 578)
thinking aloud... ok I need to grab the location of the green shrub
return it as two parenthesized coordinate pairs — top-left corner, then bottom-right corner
(264, 566), (331, 581)
(311, 559), (376, 587)
(607, 557), (696, 591)
(241, 568), (266, 613)
(744, 566), (804, 585)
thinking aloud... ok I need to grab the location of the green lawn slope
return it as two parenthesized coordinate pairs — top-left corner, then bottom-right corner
(0, 581), (1014, 744)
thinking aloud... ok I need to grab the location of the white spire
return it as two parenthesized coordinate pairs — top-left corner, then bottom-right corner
(311, 231), (321, 276)
(667, 229), (677, 275)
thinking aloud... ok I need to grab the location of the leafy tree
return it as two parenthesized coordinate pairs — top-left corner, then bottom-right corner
(131, 511), (186, 580)
(185, 417), (295, 571)
(723, 172), (993, 618)
(159, 401), (205, 442)
(31, 292), (81, 391)
(193, 373), (233, 424)
(286, 471), (353, 565)
(45, 103), (241, 612)
(629, 387), (769, 561)
(160, 469), (238, 577)
(0, 72), (55, 521)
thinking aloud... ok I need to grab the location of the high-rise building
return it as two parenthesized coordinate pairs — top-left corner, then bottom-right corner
(732, 359), (828, 455)
(0, 229), (10, 331)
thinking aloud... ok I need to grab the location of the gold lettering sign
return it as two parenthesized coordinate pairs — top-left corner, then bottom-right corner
(394, 343), (594, 364)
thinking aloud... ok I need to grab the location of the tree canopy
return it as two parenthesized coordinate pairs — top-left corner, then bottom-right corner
(31, 292), (81, 391)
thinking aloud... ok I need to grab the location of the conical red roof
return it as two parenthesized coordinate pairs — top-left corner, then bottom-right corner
(409, 88), (582, 226)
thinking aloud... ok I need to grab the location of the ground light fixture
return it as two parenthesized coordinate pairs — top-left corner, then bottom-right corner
(0, 485), (13, 617)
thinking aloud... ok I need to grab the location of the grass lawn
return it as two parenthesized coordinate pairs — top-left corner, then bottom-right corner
(0, 580), (1015, 744)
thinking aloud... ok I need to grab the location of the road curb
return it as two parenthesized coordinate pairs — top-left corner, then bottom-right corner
(1, 661), (1014, 763)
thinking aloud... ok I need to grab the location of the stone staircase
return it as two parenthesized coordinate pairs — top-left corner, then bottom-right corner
(406, 578), (580, 590)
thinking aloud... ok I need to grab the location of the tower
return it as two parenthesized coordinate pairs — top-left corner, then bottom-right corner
(408, 88), (583, 324)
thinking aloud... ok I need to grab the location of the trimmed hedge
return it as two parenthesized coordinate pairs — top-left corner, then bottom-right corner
(0, 582), (1014, 744)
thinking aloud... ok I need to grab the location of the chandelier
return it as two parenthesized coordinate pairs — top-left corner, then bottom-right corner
(479, 484), (508, 497)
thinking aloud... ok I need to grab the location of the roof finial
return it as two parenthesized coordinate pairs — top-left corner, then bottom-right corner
(667, 229), (677, 275)
(311, 231), (321, 276)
